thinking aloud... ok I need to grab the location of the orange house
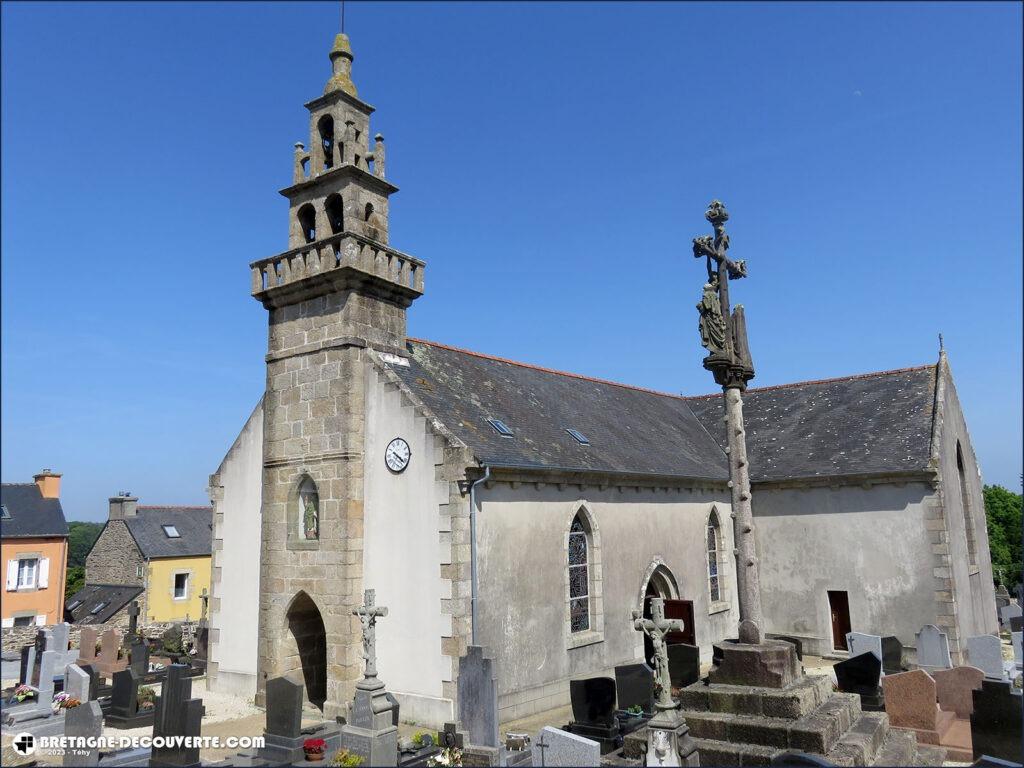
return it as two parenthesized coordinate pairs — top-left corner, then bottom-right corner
(1, 471), (69, 626)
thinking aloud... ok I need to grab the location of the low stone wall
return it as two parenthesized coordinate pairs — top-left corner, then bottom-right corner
(2, 621), (179, 655)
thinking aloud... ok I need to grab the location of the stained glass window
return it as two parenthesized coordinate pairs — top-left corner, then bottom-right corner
(568, 516), (590, 633)
(707, 513), (722, 603)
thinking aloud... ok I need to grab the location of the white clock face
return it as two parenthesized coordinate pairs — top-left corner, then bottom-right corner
(385, 437), (411, 473)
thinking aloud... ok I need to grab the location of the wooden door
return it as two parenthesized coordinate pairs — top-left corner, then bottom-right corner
(663, 599), (696, 646)
(828, 590), (851, 651)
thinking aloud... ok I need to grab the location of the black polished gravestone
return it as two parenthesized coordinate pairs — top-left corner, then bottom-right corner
(1010, 615), (1023, 633)
(78, 663), (100, 702)
(614, 663), (654, 716)
(970, 679), (1023, 763)
(151, 664), (205, 768)
(129, 640), (149, 677)
(564, 677), (620, 754)
(668, 643), (701, 691)
(771, 636), (804, 661)
(105, 668), (155, 729)
(834, 652), (884, 711)
(880, 636), (905, 674)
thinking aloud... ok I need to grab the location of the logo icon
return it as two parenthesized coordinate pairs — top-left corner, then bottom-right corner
(13, 732), (36, 756)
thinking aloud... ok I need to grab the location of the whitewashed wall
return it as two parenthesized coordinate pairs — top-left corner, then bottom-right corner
(208, 400), (264, 699)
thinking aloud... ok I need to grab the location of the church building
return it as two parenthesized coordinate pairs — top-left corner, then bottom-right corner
(205, 34), (998, 727)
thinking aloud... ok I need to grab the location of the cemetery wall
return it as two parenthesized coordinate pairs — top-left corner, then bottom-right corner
(475, 482), (736, 721)
(1, 620), (174, 654)
(931, 361), (998, 646)
(361, 363), (467, 726)
(753, 480), (937, 657)
(207, 397), (264, 699)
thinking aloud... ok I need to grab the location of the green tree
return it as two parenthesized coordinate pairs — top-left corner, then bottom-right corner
(67, 521), (104, 568)
(65, 565), (85, 599)
(983, 484), (1022, 589)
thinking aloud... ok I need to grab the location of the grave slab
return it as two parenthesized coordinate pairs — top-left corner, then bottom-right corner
(532, 726), (600, 767)
(915, 625), (952, 670)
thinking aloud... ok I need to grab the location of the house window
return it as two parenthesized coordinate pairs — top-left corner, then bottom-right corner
(162, 525), (180, 538)
(136, 564), (144, 578)
(13, 615), (34, 627)
(17, 558), (38, 589)
(173, 573), (189, 600)
(568, 515), (590, 633)
(707, 511), (723, 604)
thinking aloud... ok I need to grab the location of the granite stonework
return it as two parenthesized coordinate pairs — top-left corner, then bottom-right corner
(846, 633), (883, 665)
(932, 665), (984, 719)
(970, 679), (1023, 763)
(63, 700), (104, 768)
(457, 645), (499, 748)
(770, 636), (804, 661)
(5, 649), (59, 725)
(881, 636), (905, 675)
(915, 625), (952, 671)
(667, 644), (701, 692)
(678, 641), (942, 766)
(834, 652), (884, 711)
(151, 664), (205, 768)
(532, 726), (600, 767)
(564, 677), (619, 753)
(999, 603), (1022, 627)
(615, 663), (655, 716)
(881, 669), (954, 746)
(707, 641), (801, 688)
(106, 668), (154, 729)
(966, 634), (1006, 680)
(64, 664), (91, 705)
(1013, 631), (1023, 670)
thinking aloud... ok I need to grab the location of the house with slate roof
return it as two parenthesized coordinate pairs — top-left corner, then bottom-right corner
(80, 494), (212, 624)
(204, 33), (998, 725)
(1, 471), (69, 627)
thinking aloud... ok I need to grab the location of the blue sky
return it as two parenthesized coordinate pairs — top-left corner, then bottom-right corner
(2, 2), (1021, 521)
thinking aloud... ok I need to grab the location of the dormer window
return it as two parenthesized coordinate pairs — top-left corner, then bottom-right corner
(162, 525), (180, 538)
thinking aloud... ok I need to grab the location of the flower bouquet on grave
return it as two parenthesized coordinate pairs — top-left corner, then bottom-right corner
(13, 684), (37, 703)
(52, 693), (81, 713)
(303, 738), (327, 762)
(331, 749), (364, 766)
(427, 747), (463, 767)
(137, 685), (156, 711)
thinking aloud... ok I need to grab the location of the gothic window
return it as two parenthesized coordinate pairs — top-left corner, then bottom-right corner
(298, 476), (320, 541)
(297, 204), (317, 244)
(568, 514), (590, 633)
(318, 115), (335, 170)
(956, 441), (977, 567)
(707, 510), (723, 603)
(325, 194), (345, 235)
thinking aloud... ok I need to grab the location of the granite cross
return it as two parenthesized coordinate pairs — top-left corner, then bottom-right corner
(199, 589), (209, 623)
(353, 589), (388, 680)
(691, 200), (764, 644)
(125, 601), (140, 645)
(633, 598), (683, 711)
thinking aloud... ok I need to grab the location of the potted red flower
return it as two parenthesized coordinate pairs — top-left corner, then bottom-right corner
(303, 738), (327, 762)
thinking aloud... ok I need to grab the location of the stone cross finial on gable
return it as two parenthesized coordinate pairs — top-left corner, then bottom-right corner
(634, 598), (684, 711)
(353, 589), (388, 680)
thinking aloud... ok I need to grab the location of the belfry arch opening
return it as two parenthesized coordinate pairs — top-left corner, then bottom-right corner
(325, 194), (345, 235)
(318, 115), (335, 170)
(297, 204), (317, 244)
(284, 591), (327, 710)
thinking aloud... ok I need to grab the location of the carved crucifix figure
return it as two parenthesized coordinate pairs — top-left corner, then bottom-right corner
(199, 588), (209, 623)
(691, 200), (763, 643)
(353, 589), (388, 680)
(634, 598), (683, 711)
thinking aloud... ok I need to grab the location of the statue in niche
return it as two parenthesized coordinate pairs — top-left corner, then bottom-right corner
(298, 477), (319, 540)
(697, 276), (727, 355)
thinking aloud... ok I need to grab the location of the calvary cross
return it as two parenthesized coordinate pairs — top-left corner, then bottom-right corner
(353, 589), (388, 680)
(692, 199), (747, 363)
(633, 597), (684, 711)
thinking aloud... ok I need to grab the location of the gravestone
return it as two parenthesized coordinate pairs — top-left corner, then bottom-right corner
(106, 668), (154, 729)
(457, 645), (499, 748)
(995, 584), (1011, 609)
(51, 623), (71, 654)
(999, 603), (1023, 627)
(95, 628), (128, 679)
(129, 639), (149, 676)
(967, 634), (1006, 680)
(1010, 615), (1023, 633)
(771, 636), (804, 661)
(77, 663), (100, 702)
(1013, 631), (1023, 670)
(63, 700), (103, 767)
(64, 664), (91, 705)
(667, 644), (700, 691)
(77, 627), (100, 668)
(881, 669), (955, 747)
(532, 726), (600, 768)
(19, 643), (36, 687)
(6, 649), (59, 724)
(846, 633), (883, 665)
(970, 679), (1023, 762)
(257, 676), (314, 764)
(834, 652), (883, 711)
(880, 636), (904, 674)
(565, 677), (619, 752)
(151, 664), (205, 768)
(932, 665), (984, 719)
(614, 663), (654, 716)
(915, 624), (952, 670)
(125, 601), (141, 645)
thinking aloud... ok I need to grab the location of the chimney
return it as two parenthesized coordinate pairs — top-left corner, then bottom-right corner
(108, 492), (138, 520)
(33, 469), (62, 499)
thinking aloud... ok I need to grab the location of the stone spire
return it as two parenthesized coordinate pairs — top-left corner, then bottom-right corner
(325, 33), (358, 97)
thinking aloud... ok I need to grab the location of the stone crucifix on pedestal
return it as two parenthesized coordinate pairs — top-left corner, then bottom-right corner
(633, 598), (683, 711)
(353, 589), (388, 685)
(693, 199), (764, 645)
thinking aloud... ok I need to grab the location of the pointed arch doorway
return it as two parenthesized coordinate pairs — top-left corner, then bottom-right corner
(284, 591), (327, 710)
(639, 561), (695, 666)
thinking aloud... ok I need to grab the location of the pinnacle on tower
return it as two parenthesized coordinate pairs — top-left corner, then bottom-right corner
(325, 33), (358, 97)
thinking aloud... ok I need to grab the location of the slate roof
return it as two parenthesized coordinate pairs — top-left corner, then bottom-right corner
(686, 365), (938, 483)
(389, 340), (939, 484)
(0, 483), (69, 539)
(124, 506), (213, 559)
(65, 584), (143, 625)
(392, 340), (730, 480)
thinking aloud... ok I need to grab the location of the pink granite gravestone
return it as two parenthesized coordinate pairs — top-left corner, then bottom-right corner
(932, 666), (984, 719)
(77, 627), (100, 667)
(882, 669), (955, 746)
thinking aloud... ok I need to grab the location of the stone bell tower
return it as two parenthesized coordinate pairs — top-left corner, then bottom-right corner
(250, 33), (425, 717)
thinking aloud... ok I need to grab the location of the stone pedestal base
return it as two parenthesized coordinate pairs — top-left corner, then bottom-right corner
(707, 641), (801, 688)
(258, 722), (342, 765)
(339, 723), (398, 767)
(563, 720), (620, 754)
(645, 709), (699, 767)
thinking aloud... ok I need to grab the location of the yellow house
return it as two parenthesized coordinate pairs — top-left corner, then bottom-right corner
(76, 496), (212, 624)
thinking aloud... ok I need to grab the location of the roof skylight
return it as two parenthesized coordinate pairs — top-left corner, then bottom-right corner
(487, 419), (515, 437)
(0, 504), (9, 519)
(162, 525), (181, 538)
(90, 602), (108, 615)
(566, 428), (590, 445)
